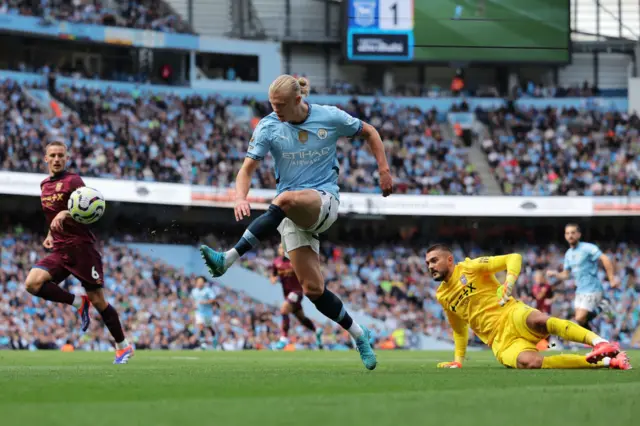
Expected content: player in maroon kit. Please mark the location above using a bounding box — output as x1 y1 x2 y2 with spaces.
25 141 134 364
532 270 554 315
532 269 555 349
270 245 323 349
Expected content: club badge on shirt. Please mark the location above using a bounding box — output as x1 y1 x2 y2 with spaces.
298 131 308 143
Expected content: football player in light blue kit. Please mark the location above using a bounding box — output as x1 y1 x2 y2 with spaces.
191 276 219 349
200 75 393 370
547 223 619 330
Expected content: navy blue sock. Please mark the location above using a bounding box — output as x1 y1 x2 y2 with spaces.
311 288 354 331
234 204 286 256
585 310 599 330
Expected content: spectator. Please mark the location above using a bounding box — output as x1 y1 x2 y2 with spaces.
479 105 640 196
0 81 484 195
0 0 192 33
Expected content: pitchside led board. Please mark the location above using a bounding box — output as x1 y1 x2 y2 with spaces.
345 0 570 63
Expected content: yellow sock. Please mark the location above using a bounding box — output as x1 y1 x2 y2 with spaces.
542 354 605 369
546 317 599 346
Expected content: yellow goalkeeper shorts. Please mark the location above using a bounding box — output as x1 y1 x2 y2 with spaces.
491 301 547 368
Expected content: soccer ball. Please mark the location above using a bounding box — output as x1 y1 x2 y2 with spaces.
68 186 106 224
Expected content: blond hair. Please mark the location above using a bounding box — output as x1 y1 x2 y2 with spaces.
269 74 310 98
45 140 67 153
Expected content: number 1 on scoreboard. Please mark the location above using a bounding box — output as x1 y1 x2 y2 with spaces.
378 0 414 30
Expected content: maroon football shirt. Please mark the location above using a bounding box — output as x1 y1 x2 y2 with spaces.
40 171 96 248
272 256 303 295
533 282 553 314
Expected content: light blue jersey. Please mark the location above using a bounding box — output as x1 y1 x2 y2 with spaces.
563 242 604 294
191 287 217 316
247 103 363 200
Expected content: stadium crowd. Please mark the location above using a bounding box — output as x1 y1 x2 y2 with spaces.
3 78 638 196
325 80 601 99
0 0 190 33
479 105 640 196
1 80 483 195
0 80 640 196
242 239 640 349
2 226 639 352
0 229 356 351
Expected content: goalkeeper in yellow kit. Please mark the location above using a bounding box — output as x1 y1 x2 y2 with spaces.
426 244 631 370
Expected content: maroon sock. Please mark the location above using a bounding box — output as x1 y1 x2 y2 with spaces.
99 304 125 343
281 314 290 338
299 316 316 332
34 281 74 305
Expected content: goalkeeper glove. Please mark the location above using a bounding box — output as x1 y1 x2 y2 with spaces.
437 361 462 368
497 273 517 306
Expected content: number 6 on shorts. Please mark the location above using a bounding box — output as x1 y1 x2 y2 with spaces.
58 244 104 289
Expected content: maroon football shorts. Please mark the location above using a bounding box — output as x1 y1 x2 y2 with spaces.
35 244 104 290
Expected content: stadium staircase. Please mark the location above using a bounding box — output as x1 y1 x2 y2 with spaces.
466 130 502 195
23 88 75 120
124 243 455 350
443 116 502 195
477 120 516 193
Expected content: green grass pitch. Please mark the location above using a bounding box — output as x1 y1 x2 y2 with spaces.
412 0 569 62
1 350 638 426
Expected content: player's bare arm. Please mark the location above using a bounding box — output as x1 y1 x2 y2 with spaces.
234 157 261 221
599 253 619 287
546 268 570 281
360 122 393 197
43 231 54 249
201 75 376 370
50 210 71 232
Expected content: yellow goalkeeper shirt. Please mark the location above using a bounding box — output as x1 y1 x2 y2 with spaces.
436 254 522 360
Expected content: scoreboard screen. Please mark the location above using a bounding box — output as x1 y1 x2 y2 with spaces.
344 0 570 63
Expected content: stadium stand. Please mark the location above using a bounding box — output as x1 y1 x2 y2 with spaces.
0 80 484 195
0 0 637 353
1 0 191 33
3 75 636 197
477 105 640 196
0 230 357 351
1 1 639 424
243 239 640 349
2 226 638 351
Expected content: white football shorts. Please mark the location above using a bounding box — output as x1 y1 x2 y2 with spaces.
194 312 215 327
574 292 603 312
278 189 339 256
